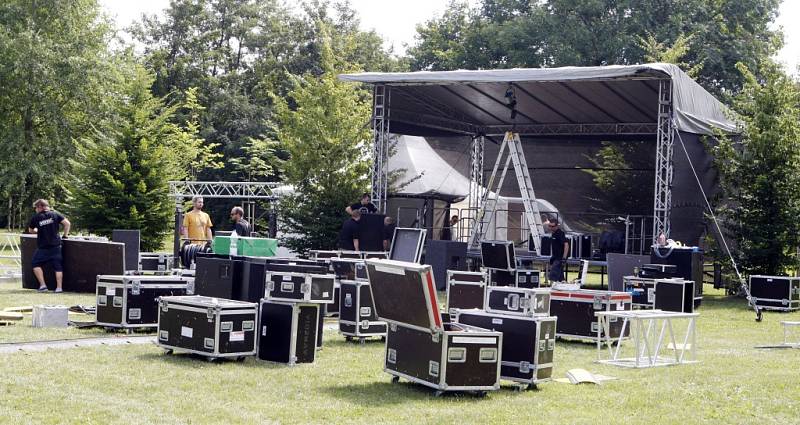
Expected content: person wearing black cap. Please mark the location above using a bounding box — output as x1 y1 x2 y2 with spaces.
546 217 569 282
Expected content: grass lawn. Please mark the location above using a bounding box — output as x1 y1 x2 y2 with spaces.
1 280 799 424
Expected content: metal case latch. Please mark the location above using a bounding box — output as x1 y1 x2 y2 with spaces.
505 294 520 310
131 279 141 295
519 361 531 373
428 361 440 377
387 348 397 364
593 296 602 310
344 293 353 308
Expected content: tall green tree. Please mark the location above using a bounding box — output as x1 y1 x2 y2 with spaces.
408 0 782 95
713 62 800 275
69 65 218 250
269 26 372 255
0 0 116 228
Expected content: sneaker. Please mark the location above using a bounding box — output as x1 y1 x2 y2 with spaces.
37 286 48 292
54 288 63 293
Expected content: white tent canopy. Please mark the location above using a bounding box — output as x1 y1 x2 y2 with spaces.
388 135 470 203
340 63 738 137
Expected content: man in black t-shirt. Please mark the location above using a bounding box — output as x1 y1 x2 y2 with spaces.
546 217 569 283
230 206 252 237
27 199 71 292
345 193 377 215
339 210 361 251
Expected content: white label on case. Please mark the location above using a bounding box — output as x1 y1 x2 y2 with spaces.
282 274 292 281
229 331 245 342
181 326 193 338
452 336 496 344
492 318 503 325
106 287 115 296
322 291 329 297
373 265 405 275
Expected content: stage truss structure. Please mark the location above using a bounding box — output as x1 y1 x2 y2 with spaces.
368 80 677 244
168 181 281 255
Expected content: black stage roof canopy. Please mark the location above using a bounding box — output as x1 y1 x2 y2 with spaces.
340 63 738 138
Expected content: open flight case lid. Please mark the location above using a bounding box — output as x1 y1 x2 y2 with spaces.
388 228 427 263
365 259 442 334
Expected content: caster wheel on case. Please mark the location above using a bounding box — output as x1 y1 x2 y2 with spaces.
235 356 246 362
359 338 366 345
380 336 386 342
475 391 488 398
391 376 400 384
433 390 444 398
345 336 352 342
125 329 134 335
163 349 173 355
206 356 217 363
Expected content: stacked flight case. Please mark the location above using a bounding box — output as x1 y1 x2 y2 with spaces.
156 295 258 361
445 270 488 314
453 310 556 388
549 289 632 342
749 275 800 311
338 261 387 342
96 275 194 330
260 266 336 363
365 259 502 395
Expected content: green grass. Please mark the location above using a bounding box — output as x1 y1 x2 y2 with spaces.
1 281 799 424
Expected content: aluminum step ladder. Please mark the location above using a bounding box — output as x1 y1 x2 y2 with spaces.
468 132 544 254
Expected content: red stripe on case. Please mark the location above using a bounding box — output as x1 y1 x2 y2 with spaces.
425 271 442 328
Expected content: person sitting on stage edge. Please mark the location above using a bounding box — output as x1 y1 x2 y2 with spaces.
27 199 70 293
182 196 213 245
546 217 569 282
230 206 251 237
345 193 377 215
383 216 396 250
339 210 361 251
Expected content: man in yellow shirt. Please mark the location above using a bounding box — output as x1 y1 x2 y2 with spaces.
182 196 213 244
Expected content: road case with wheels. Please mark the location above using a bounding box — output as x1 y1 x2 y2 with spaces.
156 295 257 360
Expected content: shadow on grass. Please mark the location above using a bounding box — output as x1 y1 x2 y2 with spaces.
320 379 494 404
323 337 385 348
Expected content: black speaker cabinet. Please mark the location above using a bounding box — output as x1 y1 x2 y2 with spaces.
21 235 124 292
194 256 241 300
358 213 386 252
651 247 703 297
112 230 140 272
424 240 467 290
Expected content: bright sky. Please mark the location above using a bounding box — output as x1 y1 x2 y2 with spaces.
100 0 798 75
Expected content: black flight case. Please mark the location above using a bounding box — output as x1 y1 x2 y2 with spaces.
265 271 336 304
96 275 194 330
257 300 320 365
365 259 502 396
484 286 551 317
339 278 387 342
549 289 632 342
653 279 695 313
445 270 488 314
156 295 258 360
749 275 800 311
453 309 557 388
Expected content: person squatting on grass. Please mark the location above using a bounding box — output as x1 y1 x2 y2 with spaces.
27 199 71 293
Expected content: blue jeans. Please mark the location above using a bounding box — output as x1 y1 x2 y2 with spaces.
548 258 565 282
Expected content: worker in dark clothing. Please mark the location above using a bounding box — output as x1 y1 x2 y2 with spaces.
345 193 377 215
383 216 396 251
230 206 252 236
339 210 361 251
546 217 569 282
27 199 71 293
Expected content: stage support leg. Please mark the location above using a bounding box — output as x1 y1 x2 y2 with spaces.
652 79 674 243
371 84 391 213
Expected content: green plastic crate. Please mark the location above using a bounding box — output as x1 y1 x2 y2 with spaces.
212 235 278 257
